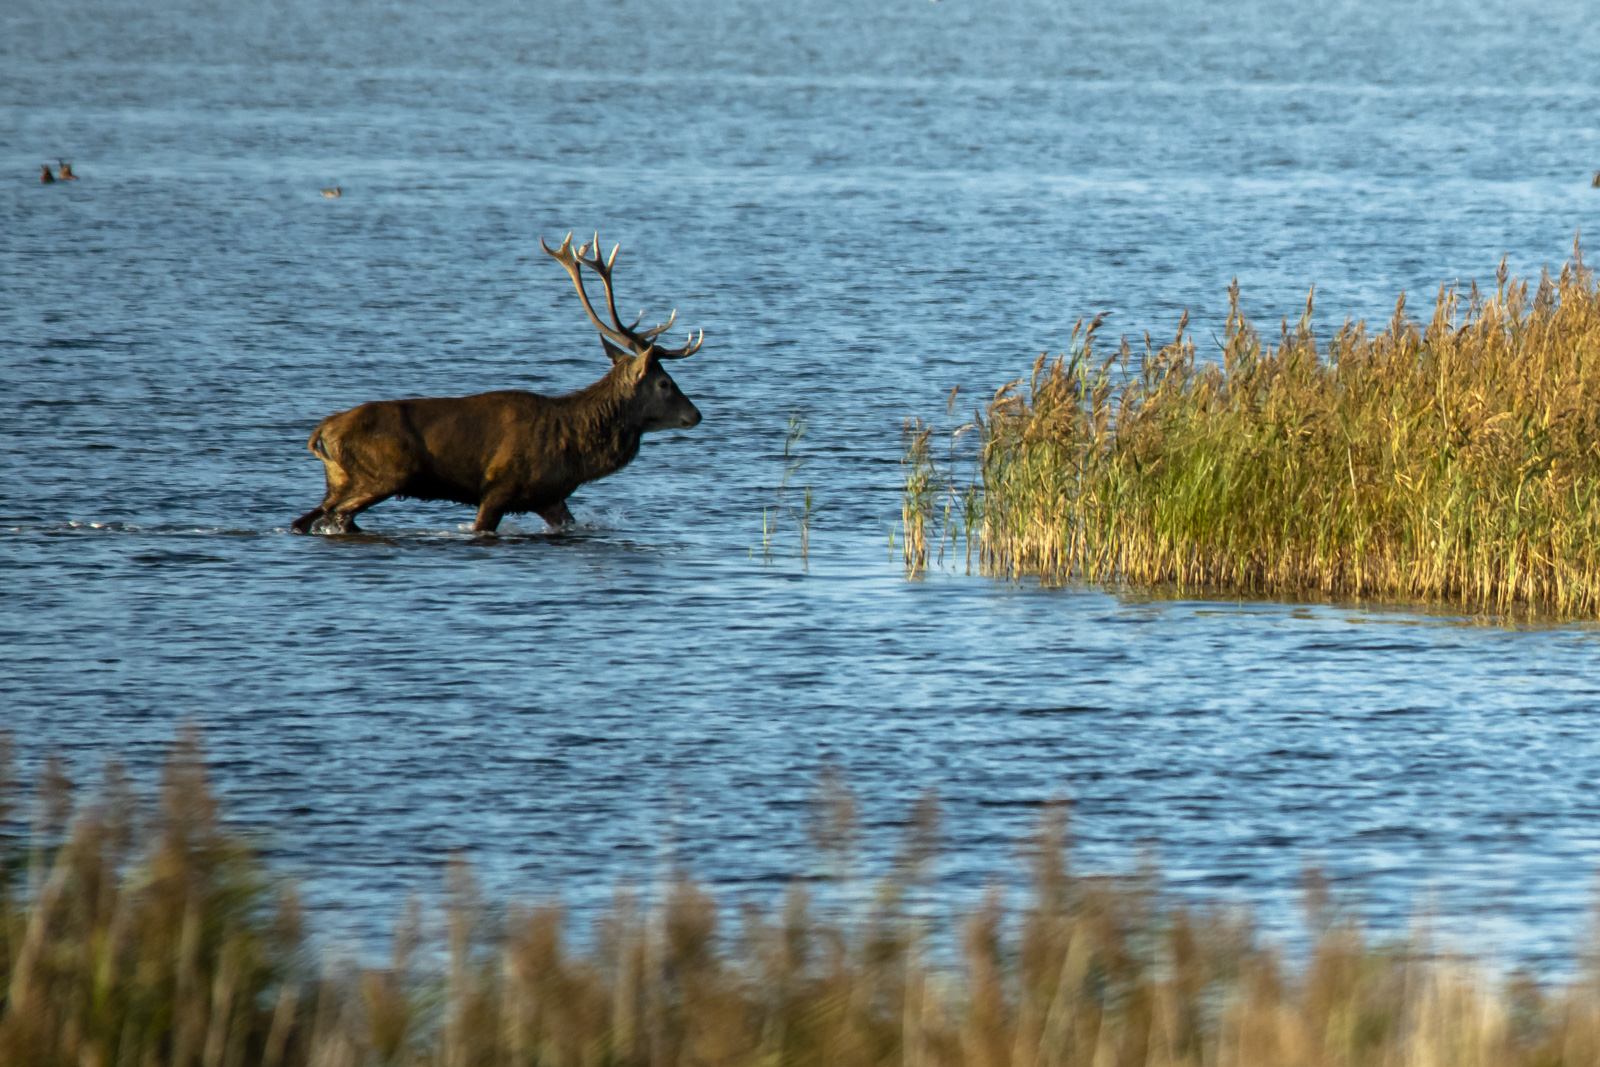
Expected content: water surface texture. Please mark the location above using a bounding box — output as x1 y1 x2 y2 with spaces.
6 0 1600 965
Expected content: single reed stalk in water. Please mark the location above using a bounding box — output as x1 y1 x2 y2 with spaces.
903 417 936 573
932 249 1600 616
12 727 1600 1065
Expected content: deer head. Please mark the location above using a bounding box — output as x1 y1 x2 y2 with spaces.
541 232 704 432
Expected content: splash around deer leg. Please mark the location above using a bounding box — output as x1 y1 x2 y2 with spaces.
291 499 360 534
536 500 575 530
471 495 509 534
300 489 389 534
290 510 361 534
291 506 325 534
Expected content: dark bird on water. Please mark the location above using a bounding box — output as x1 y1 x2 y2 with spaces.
58 160 78 180
1592 171 1600 188
40 164 55 183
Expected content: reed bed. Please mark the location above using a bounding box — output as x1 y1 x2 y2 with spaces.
914 252 1600 615
9 731 1600 1066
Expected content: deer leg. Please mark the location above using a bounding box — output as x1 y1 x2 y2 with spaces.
536 500 574 529
291 506 326 534
472 489 515 534
323 491 390 534
298 455 361 534
325 512 363 533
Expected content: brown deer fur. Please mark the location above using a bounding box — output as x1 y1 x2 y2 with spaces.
291 234 703 535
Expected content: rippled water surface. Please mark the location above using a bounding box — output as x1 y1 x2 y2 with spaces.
7 0 1600 966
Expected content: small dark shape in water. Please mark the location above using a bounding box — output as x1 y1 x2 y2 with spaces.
321 186 341 197
1592 171 1600 188
40 164 55 183
58 160 78 180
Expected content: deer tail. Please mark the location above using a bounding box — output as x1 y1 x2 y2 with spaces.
307 422 333 460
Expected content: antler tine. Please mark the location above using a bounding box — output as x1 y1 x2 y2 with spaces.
638 308 677 341
654 329 704 359
573 234 608 270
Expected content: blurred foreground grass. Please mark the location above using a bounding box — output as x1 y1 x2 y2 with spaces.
5 731 1600 1066
908 250 1600 617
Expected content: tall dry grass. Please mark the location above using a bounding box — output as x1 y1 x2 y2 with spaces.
8 731 1600 1066
926 250 1600 614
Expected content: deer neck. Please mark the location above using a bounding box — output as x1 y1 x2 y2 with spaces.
566 372 644 480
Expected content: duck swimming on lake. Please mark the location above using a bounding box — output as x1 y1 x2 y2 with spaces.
321 186 341 197
40 164 55 183
58 160 78 180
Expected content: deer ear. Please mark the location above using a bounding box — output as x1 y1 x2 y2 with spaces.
601 338 633 364
627 350 658 383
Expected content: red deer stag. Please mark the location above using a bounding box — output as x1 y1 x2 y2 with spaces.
291 233 703 535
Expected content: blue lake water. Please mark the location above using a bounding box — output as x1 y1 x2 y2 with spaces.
6 0 1600 967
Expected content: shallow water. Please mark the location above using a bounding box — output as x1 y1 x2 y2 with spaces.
6 0 1600 967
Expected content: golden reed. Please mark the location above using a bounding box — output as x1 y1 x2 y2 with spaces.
6 731 1600 1066
914 248 1600 615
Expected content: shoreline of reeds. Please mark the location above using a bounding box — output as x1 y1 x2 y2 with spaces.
906 249 1600 618
10 730 1600 1065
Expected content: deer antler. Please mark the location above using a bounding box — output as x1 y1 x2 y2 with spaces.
540 232 703 361
541 233 636 353
573 234 640 343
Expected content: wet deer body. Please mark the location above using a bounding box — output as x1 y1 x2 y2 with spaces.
292 234 703 535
